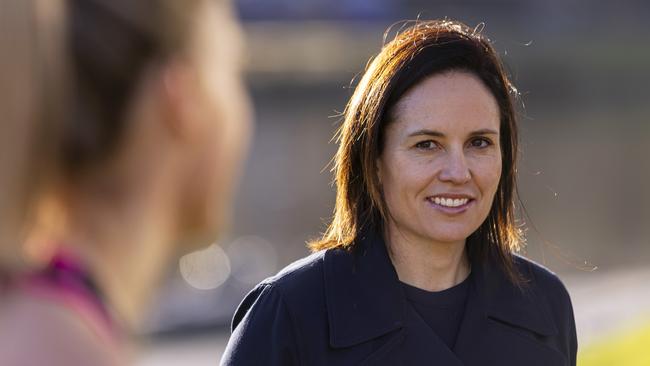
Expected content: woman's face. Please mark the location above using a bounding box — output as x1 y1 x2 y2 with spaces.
378 71 501 245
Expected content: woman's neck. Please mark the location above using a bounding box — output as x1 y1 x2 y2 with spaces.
384 225 470 292
46 177 179 331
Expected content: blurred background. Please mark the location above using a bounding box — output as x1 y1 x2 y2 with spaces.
137 0 650 364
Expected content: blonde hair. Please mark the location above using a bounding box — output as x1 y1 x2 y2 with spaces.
0 0 68 269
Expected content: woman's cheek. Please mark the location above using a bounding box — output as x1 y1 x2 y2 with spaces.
467 159 500 202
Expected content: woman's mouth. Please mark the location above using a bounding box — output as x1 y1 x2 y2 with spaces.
426 195 474 214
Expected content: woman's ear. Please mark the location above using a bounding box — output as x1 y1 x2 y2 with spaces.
376 158 383 185
156 61 203 143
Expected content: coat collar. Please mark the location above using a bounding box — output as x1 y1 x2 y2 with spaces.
324 229 405 347
472 254 559 337
323 229 558 348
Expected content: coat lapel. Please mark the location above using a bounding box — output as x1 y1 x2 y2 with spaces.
324 230 568 365
453 259 567 366
324 229 404 348
325 229 467 366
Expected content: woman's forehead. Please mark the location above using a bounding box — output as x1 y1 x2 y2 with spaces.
389 72 500 137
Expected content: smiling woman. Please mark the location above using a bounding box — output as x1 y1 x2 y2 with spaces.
389 73 501 221
222 20 577 366
377 71 503 291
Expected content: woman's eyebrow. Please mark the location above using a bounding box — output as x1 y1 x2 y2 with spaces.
407 129 445 138
406 128 499 138
469 128 499 136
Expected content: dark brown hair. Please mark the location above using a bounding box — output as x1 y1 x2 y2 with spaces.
310 20 524 283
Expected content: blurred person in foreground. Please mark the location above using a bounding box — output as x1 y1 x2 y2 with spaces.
222 20 576 366
0 0 252 365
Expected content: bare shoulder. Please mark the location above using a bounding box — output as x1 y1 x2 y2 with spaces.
0 293 122 366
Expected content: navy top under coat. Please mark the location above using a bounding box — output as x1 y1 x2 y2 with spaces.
400 271 470 349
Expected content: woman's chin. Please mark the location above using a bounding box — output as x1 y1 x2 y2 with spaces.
422 228 474 245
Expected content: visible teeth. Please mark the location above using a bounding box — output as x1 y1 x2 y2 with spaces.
431 197 469 207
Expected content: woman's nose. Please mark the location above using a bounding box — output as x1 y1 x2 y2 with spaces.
438 149 471 184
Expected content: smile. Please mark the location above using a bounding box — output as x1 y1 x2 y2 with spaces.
430 197 469 207
425 195 475 213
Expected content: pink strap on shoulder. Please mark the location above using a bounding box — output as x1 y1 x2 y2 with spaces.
14 249 122 349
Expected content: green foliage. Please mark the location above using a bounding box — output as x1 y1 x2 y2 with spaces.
579 320 650 366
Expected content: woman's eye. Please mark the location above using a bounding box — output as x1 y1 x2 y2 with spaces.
414 140 437 150
469 137 492 148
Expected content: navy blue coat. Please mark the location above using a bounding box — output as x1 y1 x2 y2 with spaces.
221 230 577 365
